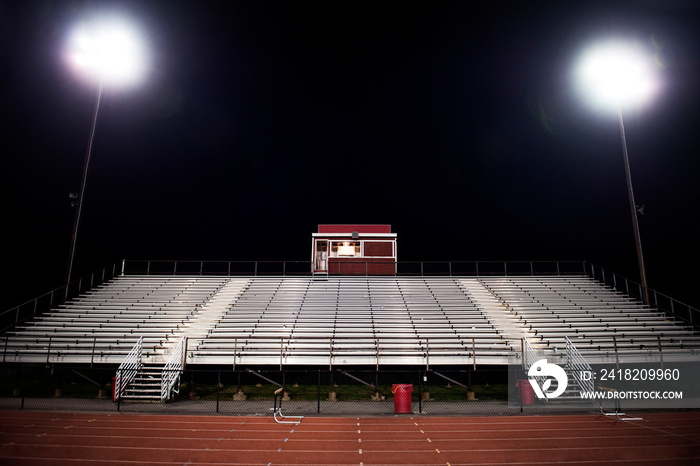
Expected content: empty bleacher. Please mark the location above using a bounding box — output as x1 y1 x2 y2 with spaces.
479 276 700 361
1 274 698 366
1 276 230 363
191 276 509 365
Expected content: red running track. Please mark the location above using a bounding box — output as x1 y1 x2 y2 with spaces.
1 410 699 465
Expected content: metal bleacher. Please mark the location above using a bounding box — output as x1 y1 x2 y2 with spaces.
191 276 510 366
479 276 700 362
1 276 229 364
2 274 699 366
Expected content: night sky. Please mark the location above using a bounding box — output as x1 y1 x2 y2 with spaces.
2 1 699 309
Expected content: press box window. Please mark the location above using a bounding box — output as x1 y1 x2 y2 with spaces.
331 241 360 257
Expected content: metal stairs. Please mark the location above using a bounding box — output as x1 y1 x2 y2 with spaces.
551 367 591 402
119 363 165 401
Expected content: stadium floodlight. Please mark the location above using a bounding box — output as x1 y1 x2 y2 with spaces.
67 18 147 87
576 41 659 111
575 40 659 304
65 17 147 286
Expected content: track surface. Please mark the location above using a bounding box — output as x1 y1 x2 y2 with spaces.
1 410 699 465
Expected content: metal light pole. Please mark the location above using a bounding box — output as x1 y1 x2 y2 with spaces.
66 79 104 285
576 40 658 304
616 106 649 304
64 17 146 286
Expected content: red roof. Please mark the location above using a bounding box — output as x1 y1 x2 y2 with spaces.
317 224 392 234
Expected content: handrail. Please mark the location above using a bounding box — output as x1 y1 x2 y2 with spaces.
121 259 587 277
0 263 120 334
188 334 512 366
521 337 542 370
161 337 187 401
588 263 700 332
114 336 143 401
521 337 549 402
565 336 593 394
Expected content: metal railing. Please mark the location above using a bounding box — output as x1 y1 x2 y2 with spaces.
113 337 143 401
565 336 593 394
121 259 588 277
194 335 512 369
0 263 120 334
588 263 700 332
521 337 542 371
161 337 187 401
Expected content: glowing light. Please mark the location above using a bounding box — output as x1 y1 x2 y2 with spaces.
575 40 659 111
67 17 146 86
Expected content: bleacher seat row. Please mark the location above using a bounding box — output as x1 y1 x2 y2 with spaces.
1 275 698 365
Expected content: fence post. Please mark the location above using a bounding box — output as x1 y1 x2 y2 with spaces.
216 371 220 413
418 370 423 414
317 370 321 414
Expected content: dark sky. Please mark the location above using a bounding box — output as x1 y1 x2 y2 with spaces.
2 1 699 309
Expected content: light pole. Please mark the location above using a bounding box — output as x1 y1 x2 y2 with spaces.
66 78 104 286
576 40 659 304
65 18 146 285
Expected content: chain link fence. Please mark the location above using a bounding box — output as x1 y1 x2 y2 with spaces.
6 363 687 415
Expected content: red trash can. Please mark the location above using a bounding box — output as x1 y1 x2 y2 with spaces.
516 379 535 405
391 384 413 413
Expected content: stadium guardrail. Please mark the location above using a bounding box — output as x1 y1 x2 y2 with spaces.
0 263 121 335
120 259 588 277
588 263 700 332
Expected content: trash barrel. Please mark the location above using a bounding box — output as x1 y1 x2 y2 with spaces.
391 384 413 413
516 379 535 405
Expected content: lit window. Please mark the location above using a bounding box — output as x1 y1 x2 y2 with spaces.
331 241 360 257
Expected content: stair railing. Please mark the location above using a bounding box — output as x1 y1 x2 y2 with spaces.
521 337 542 371
161 337 187 401
521 337 549 401
114 336 143 400
565 336 594 394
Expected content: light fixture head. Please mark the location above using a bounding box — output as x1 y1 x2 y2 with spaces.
575 40 659 111
67 16 147 87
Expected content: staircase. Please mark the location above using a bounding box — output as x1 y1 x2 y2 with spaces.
119 363 165 401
